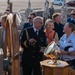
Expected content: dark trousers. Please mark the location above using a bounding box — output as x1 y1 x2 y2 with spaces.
22 59 41 75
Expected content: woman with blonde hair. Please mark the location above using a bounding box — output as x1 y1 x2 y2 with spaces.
44 19 58 45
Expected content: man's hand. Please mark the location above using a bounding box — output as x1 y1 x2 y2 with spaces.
40 47 46 53
29 38 36 45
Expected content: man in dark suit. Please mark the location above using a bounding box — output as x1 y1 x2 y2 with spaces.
67 10 75 25
20 16 46 75
22 12 36 29
20 13 36 37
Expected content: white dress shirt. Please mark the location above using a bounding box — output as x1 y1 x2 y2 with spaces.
33 26 39 35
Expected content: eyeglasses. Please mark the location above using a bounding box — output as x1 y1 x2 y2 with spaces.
71 14 75 15
39 22 43 25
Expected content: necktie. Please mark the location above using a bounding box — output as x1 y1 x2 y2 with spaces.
35 30 38 36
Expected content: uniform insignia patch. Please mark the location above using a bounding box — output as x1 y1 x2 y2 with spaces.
68 40 72 43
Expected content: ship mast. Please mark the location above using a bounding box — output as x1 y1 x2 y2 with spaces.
61 0 67 24
43 0 50 22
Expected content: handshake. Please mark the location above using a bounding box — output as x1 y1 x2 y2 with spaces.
29 38 36 46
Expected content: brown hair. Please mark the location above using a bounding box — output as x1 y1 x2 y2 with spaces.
29 12 36 17
67 22 75 32
52 13 61 20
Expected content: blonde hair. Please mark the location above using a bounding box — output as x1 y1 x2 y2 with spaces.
45 19 53 28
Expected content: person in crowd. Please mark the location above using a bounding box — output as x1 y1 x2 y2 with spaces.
20 13 36 66
52 13 64 39
44 19 58 45
20 16 46 75
20 12 36 38
67 10 75 25
59 22 75 69
22 12 36 29
0 14 7 48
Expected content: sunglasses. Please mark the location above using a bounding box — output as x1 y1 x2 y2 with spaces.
71 14 75 15
28 17 32 19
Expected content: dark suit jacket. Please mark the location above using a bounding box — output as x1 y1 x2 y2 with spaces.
53 22 64 39
23 22 33 30
67 17 75 25
20 27 46 63
20 22 33 37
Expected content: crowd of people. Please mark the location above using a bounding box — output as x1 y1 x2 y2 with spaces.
0 9 75 75
20 9 75 75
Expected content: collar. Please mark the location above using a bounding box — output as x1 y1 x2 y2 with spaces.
33 26 39 32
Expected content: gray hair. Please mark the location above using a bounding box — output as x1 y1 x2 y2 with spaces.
33 16 43 22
